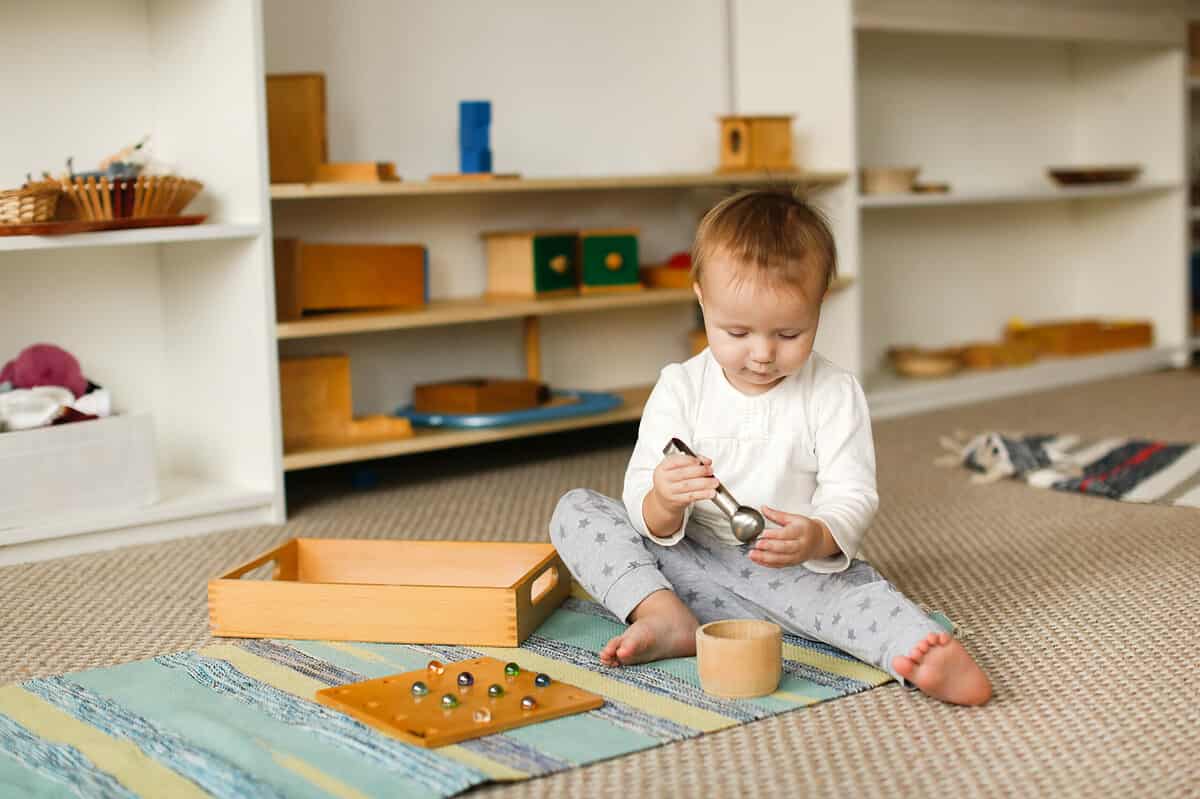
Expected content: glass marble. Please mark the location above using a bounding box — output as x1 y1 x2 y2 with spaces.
427 660 445 676
520 696 537 711
473 708 492 723
440 693 459 709
410 681 429 697
534 673 551 688
504 662 521 678
457 671 474 687
487 684 504 698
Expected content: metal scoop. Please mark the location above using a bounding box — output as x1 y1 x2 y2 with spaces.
663 437 765 542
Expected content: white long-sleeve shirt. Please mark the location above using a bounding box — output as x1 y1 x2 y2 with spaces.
622 348 879 573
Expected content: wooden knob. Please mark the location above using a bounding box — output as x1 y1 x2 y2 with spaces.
549 254 570 274
604 252 623 270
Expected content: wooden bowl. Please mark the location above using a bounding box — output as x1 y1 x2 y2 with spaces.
860 166 920 195
1046 165 1141 186
696 619 782 698
888 346 964 378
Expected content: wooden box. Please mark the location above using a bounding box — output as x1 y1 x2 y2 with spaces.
578 228 642 294
719 115 795 172
413 378 549 415
1005 319 1153 356
208 539 571 646
280 354 412 451
266 73 327 184
483 230 578 297
273 239 427 321
314 162 400 183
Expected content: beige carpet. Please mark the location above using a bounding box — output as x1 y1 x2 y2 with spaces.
2 369 1197 798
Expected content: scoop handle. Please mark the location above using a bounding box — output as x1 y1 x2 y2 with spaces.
664 437 740 519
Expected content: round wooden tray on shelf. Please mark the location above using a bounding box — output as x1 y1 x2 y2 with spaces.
1046 165 1141 185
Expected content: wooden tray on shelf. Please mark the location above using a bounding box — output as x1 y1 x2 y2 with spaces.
0 215 207 237
208 538 570 646
1046 165 1141 185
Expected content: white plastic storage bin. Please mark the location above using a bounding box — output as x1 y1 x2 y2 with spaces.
0 413 158 527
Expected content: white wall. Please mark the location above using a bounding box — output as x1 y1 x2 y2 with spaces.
263 0 729 178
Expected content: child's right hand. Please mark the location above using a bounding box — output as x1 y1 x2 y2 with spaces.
652 454 719 514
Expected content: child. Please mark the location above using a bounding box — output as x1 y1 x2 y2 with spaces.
550 189 991 706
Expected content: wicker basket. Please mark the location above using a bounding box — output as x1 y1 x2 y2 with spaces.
0 181 61 225
59 175 203 221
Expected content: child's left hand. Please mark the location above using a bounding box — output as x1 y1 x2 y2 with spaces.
751 507 831 568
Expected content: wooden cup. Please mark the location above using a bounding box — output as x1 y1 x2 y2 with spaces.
695 619 782 698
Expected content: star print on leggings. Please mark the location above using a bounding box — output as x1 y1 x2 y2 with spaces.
594 532 607 544
685 589 700 603
601 564 614 577
713 597 725 609
578 518 590 529
740 568 753 580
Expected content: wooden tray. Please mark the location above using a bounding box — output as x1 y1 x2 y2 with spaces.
1046 165 1141 185
315 656 603 748
0 215 206 237
208 539 569 646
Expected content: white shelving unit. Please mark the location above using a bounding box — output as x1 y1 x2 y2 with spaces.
854 10 1190 398
0 0 284 565
2 0 1192 564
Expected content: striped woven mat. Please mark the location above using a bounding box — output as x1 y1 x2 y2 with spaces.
0 590 950 798
952 433 1200 506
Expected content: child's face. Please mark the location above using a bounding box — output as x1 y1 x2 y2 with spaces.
694 252 823 396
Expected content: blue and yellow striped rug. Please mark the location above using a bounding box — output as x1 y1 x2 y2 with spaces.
0 591 948 798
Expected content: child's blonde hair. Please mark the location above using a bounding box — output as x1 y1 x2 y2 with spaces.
690 188 837 294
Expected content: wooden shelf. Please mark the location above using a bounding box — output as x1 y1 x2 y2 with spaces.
269 170 848 200
0 223 262 253
277 287 695 339
865 347 1180 420
276 277 854 340
282 385 652 470
859 181 1178 210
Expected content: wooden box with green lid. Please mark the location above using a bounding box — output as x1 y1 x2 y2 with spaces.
578 227 643 295
482 230 579 298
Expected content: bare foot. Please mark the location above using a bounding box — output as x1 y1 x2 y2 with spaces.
893 632 992 706
599 589 699 667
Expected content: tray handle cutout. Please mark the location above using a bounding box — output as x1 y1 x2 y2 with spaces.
530 563 560 606
223 543 289 581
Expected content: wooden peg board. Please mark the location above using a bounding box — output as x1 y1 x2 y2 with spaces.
314 656 603 748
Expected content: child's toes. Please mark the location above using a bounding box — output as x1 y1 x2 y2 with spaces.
893 655 917 681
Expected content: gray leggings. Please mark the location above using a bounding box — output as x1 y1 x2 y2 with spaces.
549 488 944 682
